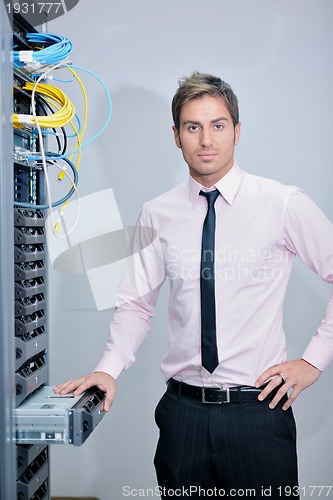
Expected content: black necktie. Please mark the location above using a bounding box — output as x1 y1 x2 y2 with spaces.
200 189 220 373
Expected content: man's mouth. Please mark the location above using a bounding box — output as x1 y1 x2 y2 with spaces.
198 152 217 159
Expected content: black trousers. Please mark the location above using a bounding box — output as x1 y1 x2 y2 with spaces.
154 387 299 499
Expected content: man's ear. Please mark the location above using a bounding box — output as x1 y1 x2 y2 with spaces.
172 125 182 149
234 122 241 145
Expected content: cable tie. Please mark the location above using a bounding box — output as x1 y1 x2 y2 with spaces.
19 50 34 62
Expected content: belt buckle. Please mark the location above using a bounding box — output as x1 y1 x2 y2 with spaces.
201 386 230 404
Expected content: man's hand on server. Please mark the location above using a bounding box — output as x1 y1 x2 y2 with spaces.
54 371 116 412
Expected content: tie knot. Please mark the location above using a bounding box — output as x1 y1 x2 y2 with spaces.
200 189 220 208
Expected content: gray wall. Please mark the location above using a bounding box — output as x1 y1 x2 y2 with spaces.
48 1 333 498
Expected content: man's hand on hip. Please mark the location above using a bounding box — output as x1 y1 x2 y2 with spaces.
255 359 321 410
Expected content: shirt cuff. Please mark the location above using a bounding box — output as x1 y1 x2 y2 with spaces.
94 352 126 380
301 335 333 372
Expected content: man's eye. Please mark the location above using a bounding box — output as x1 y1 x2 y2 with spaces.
215 124 224 130
188 125 198 132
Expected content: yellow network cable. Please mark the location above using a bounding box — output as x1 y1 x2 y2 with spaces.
13 82 75 128
53 66 89 232
52 119 82 233
57 66 88 181
40 94 82 164
12 63 90 235
32 92 82 233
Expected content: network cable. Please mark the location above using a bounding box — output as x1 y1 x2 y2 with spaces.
13 81 75 129
14 63 111 161
56 65 88 181
36 64 112 162
13 154 78 210
13 39 112 238
13 33 73 71
34 96 67 154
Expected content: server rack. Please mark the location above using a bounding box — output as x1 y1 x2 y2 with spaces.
1 9 106 500
0 2 16 499
12 12 50 500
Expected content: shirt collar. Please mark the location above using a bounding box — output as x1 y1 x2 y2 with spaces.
188 163 244 208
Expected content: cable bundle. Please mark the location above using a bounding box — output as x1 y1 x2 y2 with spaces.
13 33 73 69
13 82 75 128
13 32 113 238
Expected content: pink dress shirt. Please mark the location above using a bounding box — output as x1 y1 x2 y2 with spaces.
95 164 333 387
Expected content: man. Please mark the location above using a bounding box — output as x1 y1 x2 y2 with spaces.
54 72 333 498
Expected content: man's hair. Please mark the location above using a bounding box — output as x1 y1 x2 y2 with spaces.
172 71 239 132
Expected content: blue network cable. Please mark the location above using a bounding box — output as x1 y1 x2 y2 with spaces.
13 33 73 68
28 64 113 162
14 154 78 209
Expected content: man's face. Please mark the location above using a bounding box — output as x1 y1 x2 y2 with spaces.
173 95 241 187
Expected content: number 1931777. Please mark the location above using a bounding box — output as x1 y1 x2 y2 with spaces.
6 3 63 15
277 486 332 497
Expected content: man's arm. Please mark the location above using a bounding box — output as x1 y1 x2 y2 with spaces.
256 188 333 408
53 208 165 410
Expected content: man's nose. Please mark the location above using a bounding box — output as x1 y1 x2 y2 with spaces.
200 128 213 147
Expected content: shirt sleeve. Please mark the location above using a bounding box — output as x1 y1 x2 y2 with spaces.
281 188 333 371
94 206 166 379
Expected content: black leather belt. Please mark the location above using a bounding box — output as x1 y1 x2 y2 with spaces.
167 379 271 404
